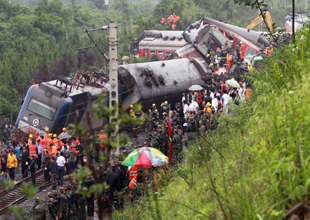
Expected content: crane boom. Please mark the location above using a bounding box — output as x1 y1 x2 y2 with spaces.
246 11 273 32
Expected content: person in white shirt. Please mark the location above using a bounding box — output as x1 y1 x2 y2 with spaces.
183 100 189 119
191 98 199 113
221 91 231 114
56 152 66 186
181 93 186 104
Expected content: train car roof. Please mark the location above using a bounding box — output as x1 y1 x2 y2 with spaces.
118 58 211 104
141 30 184 39
39 74 109 98
139 37 186 49
200 17 264 44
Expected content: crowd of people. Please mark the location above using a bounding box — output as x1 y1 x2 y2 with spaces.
128 76 252 164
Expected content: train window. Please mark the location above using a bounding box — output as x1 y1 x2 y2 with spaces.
228 35 234 41
27 98 57 120
158 51 164 59
166 51 171 55
150 50 155 56
245 47 256 56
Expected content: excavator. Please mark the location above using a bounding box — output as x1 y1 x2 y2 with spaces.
247 11 273 31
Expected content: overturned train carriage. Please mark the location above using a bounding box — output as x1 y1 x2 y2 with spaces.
119 58 213 110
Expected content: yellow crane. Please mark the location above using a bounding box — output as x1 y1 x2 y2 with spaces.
247 11 273 31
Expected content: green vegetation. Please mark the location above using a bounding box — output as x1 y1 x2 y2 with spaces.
113 30 310 219
0 0 305 117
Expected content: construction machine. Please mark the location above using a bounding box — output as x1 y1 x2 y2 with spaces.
247 11 273 31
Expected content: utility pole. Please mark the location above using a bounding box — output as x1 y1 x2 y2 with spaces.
108 21 119 156
72 0 74 22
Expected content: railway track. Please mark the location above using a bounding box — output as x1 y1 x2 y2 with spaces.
0 169 51 213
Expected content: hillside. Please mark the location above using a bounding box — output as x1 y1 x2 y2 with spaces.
0 0 307 116
113 30 310 219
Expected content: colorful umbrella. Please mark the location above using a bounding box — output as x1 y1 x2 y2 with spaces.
122 147 168 168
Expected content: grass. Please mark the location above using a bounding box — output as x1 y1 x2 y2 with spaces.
113 29 310 220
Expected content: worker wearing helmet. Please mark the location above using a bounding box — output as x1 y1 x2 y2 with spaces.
240 42 245 61
151 109 159 131
161 101 169 119
206 102 212 115
220 46 227 67
28 134 33 146
206 54 211 65
43 128 49 142
52 134 59 148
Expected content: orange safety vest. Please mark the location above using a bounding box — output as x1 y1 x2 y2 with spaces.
172 24 176 30
153 173 163 190
52 146 58 156
29 144 38 158
47 138 53 147
129 174 142 199
240 44 245 59
53 138 60 147
129 166 138 180
71 145 78 155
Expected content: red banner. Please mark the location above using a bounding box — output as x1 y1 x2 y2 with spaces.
168 111 172 161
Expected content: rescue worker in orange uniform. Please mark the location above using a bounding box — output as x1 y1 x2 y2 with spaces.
226 53 232 71
128 166 138 181
129 170 143 204
28 134 33 146
52 134 59 149
172 23 176 30
46 133 53 147
44 128 49 142
60 127 67 134
161 16 165 25
240 42 245 60
99 130 107 155
29 140 38 163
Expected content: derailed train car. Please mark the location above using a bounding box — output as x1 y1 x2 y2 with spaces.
16 58 212 134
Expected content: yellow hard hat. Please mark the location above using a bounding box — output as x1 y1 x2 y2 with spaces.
53 134 57 137
170 110 174 114
29 134 33 138
207 102 211 106
267 47 269 49
48 133 52 137
248 63 251 66
62 127 66 131
152 103 156 106
154 109 158 112
130 105 133 108
164 101 168 104
210 63 213 66
45 128 49 132
207 54 210 57
218 57 221 60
